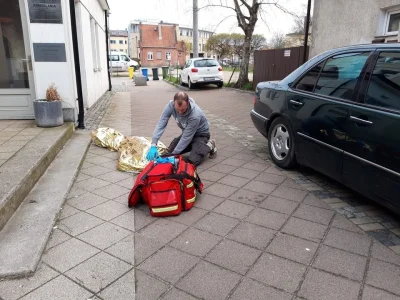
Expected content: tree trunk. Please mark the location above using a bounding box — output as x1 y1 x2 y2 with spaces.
235 34 251 88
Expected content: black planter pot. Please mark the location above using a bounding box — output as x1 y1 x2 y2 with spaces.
33 100 64 128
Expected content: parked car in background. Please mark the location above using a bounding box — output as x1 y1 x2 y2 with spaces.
180 58 224 89
109 51 138 71
251 44 400 214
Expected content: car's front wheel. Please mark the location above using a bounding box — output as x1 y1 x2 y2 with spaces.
180 75 185 86
268 117 296 169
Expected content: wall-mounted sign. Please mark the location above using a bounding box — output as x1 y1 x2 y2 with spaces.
33 43 66 62
284 50 291 57
28 0 63 24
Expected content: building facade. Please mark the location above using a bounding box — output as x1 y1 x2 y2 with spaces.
109 29 128 54
0 0 110 122
139 22 186 68
311 0 400 57
178 26 214 59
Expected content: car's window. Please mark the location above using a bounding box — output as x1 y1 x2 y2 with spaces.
314 52 370 101
109 55 119 61
121 55 130 62
194 59 219 67
295 62 324 92
185 60 191 68
365 52 400 111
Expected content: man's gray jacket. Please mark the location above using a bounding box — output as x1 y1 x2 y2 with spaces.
151 98 210 154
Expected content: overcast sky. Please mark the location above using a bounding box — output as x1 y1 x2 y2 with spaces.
108 0 310 40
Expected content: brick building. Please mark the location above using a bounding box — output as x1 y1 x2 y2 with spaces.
139 23 186 68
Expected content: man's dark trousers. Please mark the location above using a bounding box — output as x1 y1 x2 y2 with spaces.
168 134 210 166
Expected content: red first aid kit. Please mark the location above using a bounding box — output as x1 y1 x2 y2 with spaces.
128 155 203 217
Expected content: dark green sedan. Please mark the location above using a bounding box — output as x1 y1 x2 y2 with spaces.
251 44 400 213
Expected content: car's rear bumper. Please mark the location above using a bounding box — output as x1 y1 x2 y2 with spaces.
250 109 269 138
192 75 223 84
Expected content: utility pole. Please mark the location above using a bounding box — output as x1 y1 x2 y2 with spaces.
193 0 199 58
303 0 312 63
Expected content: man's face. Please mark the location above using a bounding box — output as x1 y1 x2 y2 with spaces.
174 100 188 115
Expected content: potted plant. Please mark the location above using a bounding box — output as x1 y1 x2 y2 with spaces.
33 83 64 127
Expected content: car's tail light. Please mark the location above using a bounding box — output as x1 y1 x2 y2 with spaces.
191 68 198 72
253 96 257 104
218 67 223 71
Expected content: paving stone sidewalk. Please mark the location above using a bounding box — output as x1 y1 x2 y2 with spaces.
1 80 400 300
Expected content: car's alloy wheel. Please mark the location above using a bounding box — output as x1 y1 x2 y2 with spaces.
270 124 290 161
268 117 296 169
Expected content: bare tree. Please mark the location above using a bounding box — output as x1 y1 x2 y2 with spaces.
205 33 232 60
251 34 266 51
268 31 286 49
200 0 296 88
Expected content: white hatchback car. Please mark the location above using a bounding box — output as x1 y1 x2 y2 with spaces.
180 58 223 89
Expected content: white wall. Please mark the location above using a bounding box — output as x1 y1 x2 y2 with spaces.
76 0 108 108
27 0 77 112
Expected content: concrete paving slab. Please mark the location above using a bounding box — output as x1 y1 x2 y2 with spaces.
64 252 132 293
176 260 241 300
298 268 360 300
0 131 89 278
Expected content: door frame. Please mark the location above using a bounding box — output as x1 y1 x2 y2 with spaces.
0 0 36 119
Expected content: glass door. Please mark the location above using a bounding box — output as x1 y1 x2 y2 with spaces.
0 0 35 119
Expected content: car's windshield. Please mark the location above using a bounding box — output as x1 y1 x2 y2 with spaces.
194 59 219 67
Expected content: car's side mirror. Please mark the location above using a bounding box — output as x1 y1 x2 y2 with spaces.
180 66 184 70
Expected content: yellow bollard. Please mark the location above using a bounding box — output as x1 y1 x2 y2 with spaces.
128 67 134 79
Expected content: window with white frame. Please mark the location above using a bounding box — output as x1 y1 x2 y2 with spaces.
90 17 100 71
147 52 153 60
385 10 400 35
166 51 171 60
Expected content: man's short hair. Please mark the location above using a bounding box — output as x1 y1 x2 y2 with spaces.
174 92 189 106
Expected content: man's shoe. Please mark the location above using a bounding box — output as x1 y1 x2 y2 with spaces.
209 139 217 159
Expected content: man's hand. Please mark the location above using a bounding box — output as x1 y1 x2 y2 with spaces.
146 145 159 161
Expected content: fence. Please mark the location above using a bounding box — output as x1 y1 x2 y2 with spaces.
253 46 309 89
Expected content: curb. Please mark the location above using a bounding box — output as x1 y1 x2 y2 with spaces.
162 79 254 94
0 123 74 230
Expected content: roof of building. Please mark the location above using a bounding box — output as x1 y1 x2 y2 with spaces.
140 24 177 48
110 30 128 37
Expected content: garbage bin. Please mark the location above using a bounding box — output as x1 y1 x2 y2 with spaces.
152 68 159 80
128 67 134 79
141 68 149 81
162 66 169 79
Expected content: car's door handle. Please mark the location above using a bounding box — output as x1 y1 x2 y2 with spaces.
290 100 304 106
349 116 373 125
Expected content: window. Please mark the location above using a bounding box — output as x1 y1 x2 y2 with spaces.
147 52 153 60
194 59 218 68
120 49 124 52
90 18 100 71
365 52 400 111
295 63 324 92
166 51 171 60
314 53 369 100
385 10 400 35
125 40 127 44
199 44 201 51
109 55 119 61
180 30 183 36
157 51 162 59
121 55 130 62
119 40 123 44
110 40 116 44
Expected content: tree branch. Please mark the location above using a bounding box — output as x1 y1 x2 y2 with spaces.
238 0 251 10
